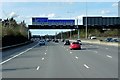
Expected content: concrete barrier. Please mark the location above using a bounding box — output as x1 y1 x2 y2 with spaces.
0 41 33 50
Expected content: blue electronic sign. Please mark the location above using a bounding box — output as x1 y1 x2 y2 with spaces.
32 17 75 26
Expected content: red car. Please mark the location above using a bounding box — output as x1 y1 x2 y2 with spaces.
69 42 81 50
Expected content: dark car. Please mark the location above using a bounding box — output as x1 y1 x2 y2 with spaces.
52 39 55 42
69 42 81 50
77 39 82 45
105 38 113 42
110 38 120 42
64 40 70 45
61 39 65 42
55 39 59 43
39 40 45 45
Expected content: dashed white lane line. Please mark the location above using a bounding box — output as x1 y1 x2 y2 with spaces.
0 43 39 65
45 53 47 55
42 57 45 60
36 66 40 70
75 56 79 59
106 55 112 58
84 64 90 69
70 52 72 54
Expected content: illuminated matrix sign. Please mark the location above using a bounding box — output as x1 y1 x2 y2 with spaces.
32 17 75 26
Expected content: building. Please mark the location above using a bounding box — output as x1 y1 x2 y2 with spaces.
83 17 120 26
32 17 75 26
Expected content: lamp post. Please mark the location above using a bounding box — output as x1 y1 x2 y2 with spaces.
85 1 88 39
77 18 80 39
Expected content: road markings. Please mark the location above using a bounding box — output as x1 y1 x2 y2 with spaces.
75 56 79 59
36 66 40 70
70 52 72 54
84 64 90 69
67 49 68 51
106 55 112 58
0 43 39 65
42 57 45 60
45 53 47 55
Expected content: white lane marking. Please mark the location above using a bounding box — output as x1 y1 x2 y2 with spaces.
84 64 90 69
45 53 47 55
36 66 40 70
106 48 108 50
67 49 68 51
70 52 72 54
75 56 79 59
0 43 39 65
42 57 45 60
106 55 112 58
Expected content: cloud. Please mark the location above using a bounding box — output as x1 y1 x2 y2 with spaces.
112 3 118 7
9 12 19 18
101 10 110 15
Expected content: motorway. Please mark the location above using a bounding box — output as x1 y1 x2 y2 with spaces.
1 40 118 78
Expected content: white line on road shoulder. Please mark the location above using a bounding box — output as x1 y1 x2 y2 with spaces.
106 55 112 58
0 43 39 65
84 64 90 69
36 66 40 70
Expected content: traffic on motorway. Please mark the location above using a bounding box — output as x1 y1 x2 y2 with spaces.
2 38 118 78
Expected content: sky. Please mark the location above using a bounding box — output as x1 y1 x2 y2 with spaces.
1 2 119 35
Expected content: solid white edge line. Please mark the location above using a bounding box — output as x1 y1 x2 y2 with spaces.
36 66 40 70
0 43 39 65
84 64 90 69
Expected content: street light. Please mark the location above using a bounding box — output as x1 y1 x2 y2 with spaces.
85 1 88 39
66 11 73 39
77 18 80 39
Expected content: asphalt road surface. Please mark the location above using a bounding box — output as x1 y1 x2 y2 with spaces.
1 41 118 78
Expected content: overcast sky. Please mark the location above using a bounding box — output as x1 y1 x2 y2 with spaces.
1 2 119 35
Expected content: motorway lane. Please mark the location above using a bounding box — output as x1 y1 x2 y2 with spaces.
2 41 118 78
59 42 118 78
